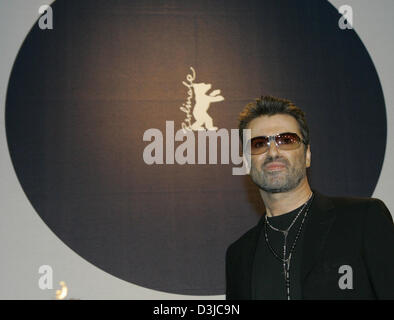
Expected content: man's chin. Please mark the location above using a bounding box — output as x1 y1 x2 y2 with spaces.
258 177 293 193
260 186 290 193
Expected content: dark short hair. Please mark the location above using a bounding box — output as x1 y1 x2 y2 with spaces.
238 95 310 146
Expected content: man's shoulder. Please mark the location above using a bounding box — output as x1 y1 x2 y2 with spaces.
314 189 382 208
226 219 263 256
320 191 382 207
315 191 392 222
329 193 381 207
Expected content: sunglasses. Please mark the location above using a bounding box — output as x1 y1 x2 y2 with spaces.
247 132 306 155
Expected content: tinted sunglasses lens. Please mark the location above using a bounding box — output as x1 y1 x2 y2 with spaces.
276 133 301 150
250 136 269 154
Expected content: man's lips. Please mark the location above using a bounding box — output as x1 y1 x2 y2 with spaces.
265 162 286 170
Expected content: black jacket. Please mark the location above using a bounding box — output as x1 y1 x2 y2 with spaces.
225 191 394 299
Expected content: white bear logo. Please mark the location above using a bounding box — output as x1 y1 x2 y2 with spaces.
190 82 224 130
180 67 224 131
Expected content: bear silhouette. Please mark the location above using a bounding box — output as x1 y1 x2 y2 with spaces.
190 82 224 130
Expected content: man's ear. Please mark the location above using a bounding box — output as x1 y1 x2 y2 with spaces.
243 152 251 174
242 128 252 174
305 144 311 168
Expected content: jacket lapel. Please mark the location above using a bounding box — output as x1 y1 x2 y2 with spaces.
301 190 336 283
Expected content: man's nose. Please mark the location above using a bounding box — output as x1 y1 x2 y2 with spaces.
266 140 280 157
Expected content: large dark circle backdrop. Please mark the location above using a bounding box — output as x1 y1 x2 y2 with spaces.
5 0 386 295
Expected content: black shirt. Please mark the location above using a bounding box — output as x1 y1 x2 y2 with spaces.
252 200 312 300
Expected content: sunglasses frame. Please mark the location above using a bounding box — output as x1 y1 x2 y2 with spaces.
247 132 307 155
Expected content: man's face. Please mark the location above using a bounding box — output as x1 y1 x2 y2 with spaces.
247 114 311 193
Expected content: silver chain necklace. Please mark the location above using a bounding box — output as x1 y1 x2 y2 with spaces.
264 192 314 300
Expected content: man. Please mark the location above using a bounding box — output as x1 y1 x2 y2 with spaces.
225 96 394 300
